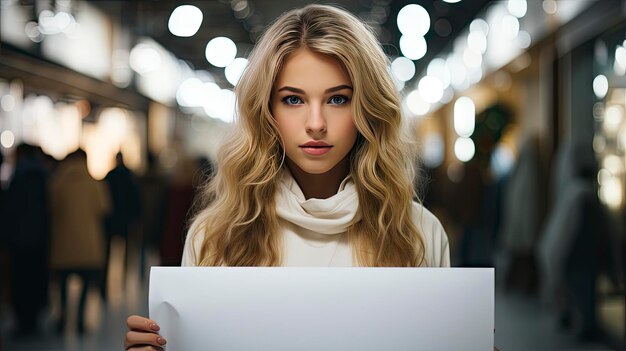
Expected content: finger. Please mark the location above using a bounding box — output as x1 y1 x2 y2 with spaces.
126 315 160 332
126 347 164 351
124 331 167 349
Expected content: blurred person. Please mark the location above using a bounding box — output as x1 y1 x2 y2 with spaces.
538 142 617 340
0 150 7 303
454 105 512 268
499 136 542 292
0 150 5 248
137 152 168 281
2 143 50 336
450 159 488 267
101 152 142 301
49 149 110 334
0 150 5 322
41 150 60 174
159 153 198 266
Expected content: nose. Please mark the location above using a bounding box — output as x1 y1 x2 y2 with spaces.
305 104 327 135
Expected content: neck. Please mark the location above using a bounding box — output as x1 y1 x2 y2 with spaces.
286 156 351 200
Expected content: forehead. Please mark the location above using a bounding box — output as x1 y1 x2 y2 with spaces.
274 48 352 89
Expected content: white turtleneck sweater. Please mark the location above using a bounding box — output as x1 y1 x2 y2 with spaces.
182 172 450 267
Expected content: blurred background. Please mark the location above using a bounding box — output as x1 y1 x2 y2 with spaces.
0 0 624 350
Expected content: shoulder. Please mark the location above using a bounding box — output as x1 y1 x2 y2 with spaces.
410 202 450 267
181 218 205 266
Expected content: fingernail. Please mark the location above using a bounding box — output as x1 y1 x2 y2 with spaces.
150 323 160 331
157 337 167 345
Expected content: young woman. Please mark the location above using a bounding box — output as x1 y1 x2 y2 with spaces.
124 4 449 350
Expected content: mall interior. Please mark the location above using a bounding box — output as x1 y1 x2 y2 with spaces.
0 0 625 350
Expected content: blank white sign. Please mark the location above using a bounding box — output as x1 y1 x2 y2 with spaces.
149 267 494 351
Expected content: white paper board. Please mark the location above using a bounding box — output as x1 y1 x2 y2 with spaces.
149 267 494 351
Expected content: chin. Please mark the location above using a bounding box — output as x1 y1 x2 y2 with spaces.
296 162 334 175
301 167 333 175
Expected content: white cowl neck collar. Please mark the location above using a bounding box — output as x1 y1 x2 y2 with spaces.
275 170 361 235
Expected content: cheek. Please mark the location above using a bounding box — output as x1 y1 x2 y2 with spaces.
335 115 358 141
275 118 299 143
272 107 287 133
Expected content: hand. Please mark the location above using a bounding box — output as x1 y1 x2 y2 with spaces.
124 315 167 350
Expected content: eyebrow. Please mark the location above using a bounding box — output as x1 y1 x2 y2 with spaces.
276 84 353 94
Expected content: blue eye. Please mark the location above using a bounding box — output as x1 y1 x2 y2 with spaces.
329 95 349 105
282 95 303 105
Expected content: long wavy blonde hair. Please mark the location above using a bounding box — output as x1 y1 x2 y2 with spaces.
191 4 426 267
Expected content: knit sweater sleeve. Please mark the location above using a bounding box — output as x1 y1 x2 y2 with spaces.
181 219 205 266
412 202 450 267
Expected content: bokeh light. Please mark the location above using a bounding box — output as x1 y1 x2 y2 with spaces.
454 137 475 162
454 96 475 137
225 58 248 86
205 37 237 68
399 35 427 61
397 4 430 36
168 5 203 37
391 57 415 82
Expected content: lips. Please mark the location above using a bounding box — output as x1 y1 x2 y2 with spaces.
300 141 332 155
300 141 332 148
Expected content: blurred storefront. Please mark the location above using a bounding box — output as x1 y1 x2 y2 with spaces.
0 1 233 183
402 0 625 346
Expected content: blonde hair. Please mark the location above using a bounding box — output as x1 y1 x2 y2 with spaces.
191 4 426 267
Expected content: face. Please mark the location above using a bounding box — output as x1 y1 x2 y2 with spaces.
272 48 358 175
